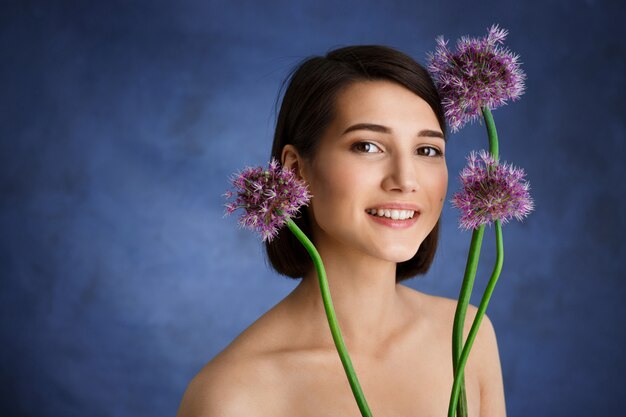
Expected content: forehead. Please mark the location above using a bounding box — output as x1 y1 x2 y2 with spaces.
331 80 441 132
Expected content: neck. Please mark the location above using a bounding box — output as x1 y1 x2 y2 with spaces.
286 243 410 357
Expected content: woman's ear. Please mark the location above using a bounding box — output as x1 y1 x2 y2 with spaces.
281 145 308 183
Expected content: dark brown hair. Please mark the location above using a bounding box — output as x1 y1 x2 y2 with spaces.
264 45 447 283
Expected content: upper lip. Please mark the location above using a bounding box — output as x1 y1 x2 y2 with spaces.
366 202 422 213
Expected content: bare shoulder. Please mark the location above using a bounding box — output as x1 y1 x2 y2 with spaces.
176 346 283 417
176 308 288 417
403 287 492 344
413 289 506 417
176 354 253 417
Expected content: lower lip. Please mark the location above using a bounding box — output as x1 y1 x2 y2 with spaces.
366 211 419 229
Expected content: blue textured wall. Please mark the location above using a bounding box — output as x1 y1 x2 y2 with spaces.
1 1 624 416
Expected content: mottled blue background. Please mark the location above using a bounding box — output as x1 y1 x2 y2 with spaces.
1 0 624 416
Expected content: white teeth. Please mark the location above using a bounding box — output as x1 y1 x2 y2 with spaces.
367 208 415 220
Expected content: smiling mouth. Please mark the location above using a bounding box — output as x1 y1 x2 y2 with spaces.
365 208 417 220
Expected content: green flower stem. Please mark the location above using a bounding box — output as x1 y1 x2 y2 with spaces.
285 218 373 417
448 221 504 417
449 106 500 417
482 106 499 160
451 225 485 417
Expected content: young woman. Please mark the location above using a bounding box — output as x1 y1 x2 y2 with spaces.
177 45 506 417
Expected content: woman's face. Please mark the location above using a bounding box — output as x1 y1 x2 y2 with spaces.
290 80 448 263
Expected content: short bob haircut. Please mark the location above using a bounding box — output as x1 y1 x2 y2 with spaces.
264 45 448 283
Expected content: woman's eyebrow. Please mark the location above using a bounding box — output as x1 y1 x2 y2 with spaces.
341 123 445 140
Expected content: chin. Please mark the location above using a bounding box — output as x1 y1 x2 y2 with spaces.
375 247 420 263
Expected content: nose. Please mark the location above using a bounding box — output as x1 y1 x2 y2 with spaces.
382 153 419 193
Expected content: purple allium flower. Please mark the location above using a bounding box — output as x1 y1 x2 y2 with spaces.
426 24 526 133
223 157 312 242
451 150 534 230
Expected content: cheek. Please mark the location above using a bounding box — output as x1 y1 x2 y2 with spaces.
314 159 362 199
308 162 366 225
425 167 448 204
439 175 448 203
308 169 350 219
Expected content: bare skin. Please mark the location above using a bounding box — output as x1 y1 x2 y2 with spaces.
177 285 490 417
176 80 506 416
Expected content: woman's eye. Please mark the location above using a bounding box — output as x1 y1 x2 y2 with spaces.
351 141 382 154
351 142 444 157
417 146 444 157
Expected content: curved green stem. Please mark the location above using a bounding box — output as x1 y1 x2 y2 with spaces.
451 225 485 417
482 107 499 160
286 218 373 417
449 106 500 417
448 221 504 417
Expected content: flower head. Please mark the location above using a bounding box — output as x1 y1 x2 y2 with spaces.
223 157 312 242
426 24 526 133
451 150 534 230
